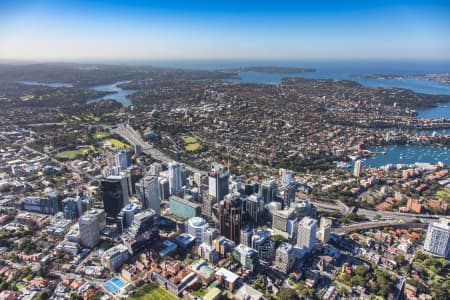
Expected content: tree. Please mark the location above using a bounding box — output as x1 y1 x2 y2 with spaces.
278 287 298 300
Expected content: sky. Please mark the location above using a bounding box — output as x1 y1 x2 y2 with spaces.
0 0 449 62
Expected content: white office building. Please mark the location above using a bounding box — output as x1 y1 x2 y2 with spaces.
424 218 450 258
186 217 209 245
297 217 317 252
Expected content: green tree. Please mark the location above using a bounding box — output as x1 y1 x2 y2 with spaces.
277 287 298 300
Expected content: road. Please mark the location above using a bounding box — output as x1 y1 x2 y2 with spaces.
332 219 429 234
110 124 202 173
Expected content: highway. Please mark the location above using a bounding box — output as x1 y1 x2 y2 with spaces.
110 124 202 173
332 219 429 234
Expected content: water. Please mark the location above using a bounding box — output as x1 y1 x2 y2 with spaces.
364 145 450 168
87 81 135 106
19 80 135 106
416 103 450 119
18 81 73 88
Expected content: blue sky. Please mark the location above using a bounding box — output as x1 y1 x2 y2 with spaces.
0 0 449 61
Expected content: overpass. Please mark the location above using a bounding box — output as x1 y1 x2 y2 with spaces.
332 219 429 235
109 124 202 173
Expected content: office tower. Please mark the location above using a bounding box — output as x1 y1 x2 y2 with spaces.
280 169 294 187
232 244 258 271
246 194 264 225
126 165 142 195
274 242 295 274
76 194 91 218
149 162 162 176
272 208 296 233
282 182 297 209
354 160 363 177
169 195 201 219
168 161 184 195
23 196 58 215
101 244 129 271
62 197 78 220
240 226 253 247
231 178 244 193
101 175 129 218
251 230 275 261
317 217 332 244
121 209 159 255
259 180 277 203
287 218 298 240
115 150 131 170
202 195 215 218
79 213 101 248
244 182 259 196
294 201 317 218
202 228 219 246
219 193 242 243
297 217 317 252
208 163 229 201
186 217 209 245
424 218 450 258
159 178 170 200
120 203 140 227
136 176 160 214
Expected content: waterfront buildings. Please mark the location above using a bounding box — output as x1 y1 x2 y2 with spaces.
424 218 450 258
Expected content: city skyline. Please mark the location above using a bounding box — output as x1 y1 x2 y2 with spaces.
1 0 450 62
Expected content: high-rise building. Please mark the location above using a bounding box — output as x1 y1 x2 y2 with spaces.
317 217 332 244
208 163 229 201
79 213 101 248
202 195 215 218
101 244 129 271
297 217 317 252
274 242 295 274
272 208 296 233
121 209 159 255
259 180 278 203
149 162 162 176
232 244 258 271
169 195 201 219
282 182 297 209
186 217 209 245
159 178 170 200
76 194 92 218
62 197 78 220
202 228 219 246
23 196 58 215
354 160 363 177
293 201 317 218
251 230 275 262
280 169 294 187
424 218 450 258
115 150 131 170
101 176 129 218
136 176 160 214
219 193 242 243
246 194 264 225
168 162 184 195
240 226 253 247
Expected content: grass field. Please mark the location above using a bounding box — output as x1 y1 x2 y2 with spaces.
56 145 95 159
181 135 202 151
104 138 130 149
128 286 179 300
94 131 112 139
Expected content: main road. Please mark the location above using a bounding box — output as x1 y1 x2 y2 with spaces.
109 124 202 173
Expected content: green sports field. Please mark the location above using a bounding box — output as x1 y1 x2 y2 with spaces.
128 285 179 300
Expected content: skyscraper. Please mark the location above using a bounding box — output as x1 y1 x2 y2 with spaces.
101 175 129 218
186 217 209 245
280 169 294 187
136 176 160 214
168 161 184 195
208 163 229 201
282 182 297 209
115 150 131 170
297 217 317 252
240 226 253 247
259 179 277 203
317 217 332 244
121 209 159 255
424 218 450 258
251 230 275 261
274 242 295 274
79 213 100 248
354 160 363 177
219 193 242 243
246 194 264 225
